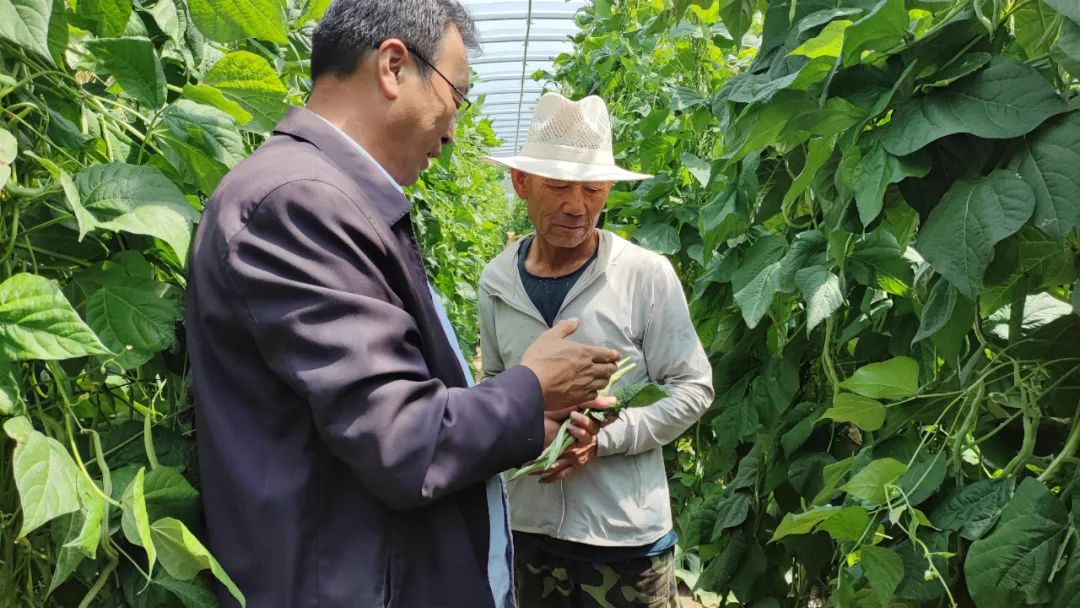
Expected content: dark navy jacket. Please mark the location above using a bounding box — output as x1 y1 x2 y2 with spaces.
185 106 545 608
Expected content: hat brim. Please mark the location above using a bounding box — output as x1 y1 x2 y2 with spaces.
482 155 653 182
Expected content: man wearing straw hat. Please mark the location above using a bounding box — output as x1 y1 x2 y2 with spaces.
479 92 715 608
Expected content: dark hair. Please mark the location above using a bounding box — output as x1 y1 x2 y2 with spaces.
311 0 480 81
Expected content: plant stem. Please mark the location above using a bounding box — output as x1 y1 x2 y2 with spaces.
1039 403 1080 482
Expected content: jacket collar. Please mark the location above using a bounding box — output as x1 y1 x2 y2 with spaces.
481 229 630 315
272 106 412 226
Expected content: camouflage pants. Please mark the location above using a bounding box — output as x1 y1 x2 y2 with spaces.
513 541 680 608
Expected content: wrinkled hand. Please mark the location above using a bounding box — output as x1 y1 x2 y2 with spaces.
538 398 618 483
522 319 621 411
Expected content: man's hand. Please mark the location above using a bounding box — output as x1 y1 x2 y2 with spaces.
538 398 618 483
521 319 621 411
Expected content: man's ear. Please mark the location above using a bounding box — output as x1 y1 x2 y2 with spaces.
511 169 529 198
374 39 409 101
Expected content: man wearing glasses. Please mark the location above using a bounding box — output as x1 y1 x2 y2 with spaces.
184 1 621 607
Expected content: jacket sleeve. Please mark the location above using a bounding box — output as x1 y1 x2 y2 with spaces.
478 284 507 381
225 179 544 511
597 257 714 457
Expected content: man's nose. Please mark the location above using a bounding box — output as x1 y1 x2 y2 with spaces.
441 121 455 146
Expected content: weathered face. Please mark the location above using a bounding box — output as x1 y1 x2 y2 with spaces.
512 170 614 249
387 26 470 185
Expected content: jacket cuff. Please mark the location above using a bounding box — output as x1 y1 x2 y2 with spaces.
597 415 630 457
494 365 546 464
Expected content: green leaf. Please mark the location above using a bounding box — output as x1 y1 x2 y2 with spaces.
85 276 182 369
680 152 712 187
795 265 843 333
159 100 246 194
84 38 167 109
784 136 836 204
818 506 869 542
296 0 330 26
633 223 681 255
151 517 246 606
841 458 906 506
1053 19 1080 76
881 56 1070 156
75 163 199 263
771 505 868 541
710 492 751 540
612 382 670 408
841 0 907 67
840 141 930 225
181 83 253 124
789 20 853 58
187 0 287 44
1007 112 1080 239
49 514 86 594
154 574 218 608
719 70 802 104
0 274 108 360
840 356 919 400
861 545 904 608
850 230 913 296
1073 282 1080 317
771 505 844 541
913 278 957 343
203 51 288 132
813 457 855 506
0 358 21 415
917 170 1036 298
0 127 16 190
3 416 81 540
720 0 754 47
121 468 157 573
966 478 1068 608
733 236 787 328
1046 0 1080 23
823 393 886 431
897 451 945 506
0 0 53 62
77 0 132 37
66 476 105 559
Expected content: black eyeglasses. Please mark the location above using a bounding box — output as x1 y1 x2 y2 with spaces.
405 46 472 117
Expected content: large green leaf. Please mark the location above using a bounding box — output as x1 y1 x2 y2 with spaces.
913 278 957 344
861 545 904 608
1006 112 1080 239
1046 0 1080 24
0 127 16 190
719 70 802 104
916 171 1036 298
840 140 929 225
0 0 53 62
789 20 852 58
771 505 868 541
710 492 751 540
928 481 1010 542
84 38 167 109
966 478 1068 608
795 265 843 333
839 356 919 400
822 393 886 431
203 51 288 132
0 358 21 415
154 574 218 608
840 0 907 67
121 468 157 572
3 417 81 540
634 223 681 255
181 84 253 124
733 236 788 328
74 163 199 263
1053 18 1080 76
0 274 108 360
881 56 1070 156
86 276 182 369
158 100 245 194
841 458 906 506
187 0 287 44
76 0 132 37
151 517 246 606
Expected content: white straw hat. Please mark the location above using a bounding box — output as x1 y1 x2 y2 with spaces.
483 93 654 182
